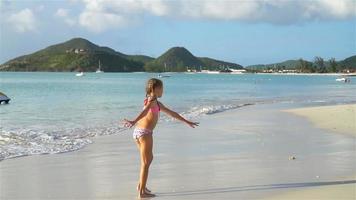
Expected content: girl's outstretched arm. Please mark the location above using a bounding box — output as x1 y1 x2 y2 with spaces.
123 99 155 128
158 102 199 128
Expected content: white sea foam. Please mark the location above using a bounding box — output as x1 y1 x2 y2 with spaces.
181 103 254 117
158 102 255 123
0 103 255 161
0 126 128 161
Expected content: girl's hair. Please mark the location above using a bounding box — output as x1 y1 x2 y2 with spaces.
145 78 163 97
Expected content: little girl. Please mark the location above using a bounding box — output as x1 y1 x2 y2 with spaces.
123 78 199 198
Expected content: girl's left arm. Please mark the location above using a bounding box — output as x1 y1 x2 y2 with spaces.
159 102 199 128
123 99 155 128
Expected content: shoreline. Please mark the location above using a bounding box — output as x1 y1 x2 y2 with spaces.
1 71 356 76
1 103 355 199
255 72 356 76
284 104 356 138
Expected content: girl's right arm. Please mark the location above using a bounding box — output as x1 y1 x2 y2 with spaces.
123 99 155 128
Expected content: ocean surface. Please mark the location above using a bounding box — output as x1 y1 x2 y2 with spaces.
1 72 355 161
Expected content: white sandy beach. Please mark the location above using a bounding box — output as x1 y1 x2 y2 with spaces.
0 103 355 199
285 104 356 137
256 72 356 76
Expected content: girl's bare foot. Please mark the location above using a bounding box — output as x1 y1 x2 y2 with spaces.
138 192 156 199
137 184 152 193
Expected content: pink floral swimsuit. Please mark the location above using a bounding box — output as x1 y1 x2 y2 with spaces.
132 97 160 140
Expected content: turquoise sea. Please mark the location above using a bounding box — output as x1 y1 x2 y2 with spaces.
1 72 355 161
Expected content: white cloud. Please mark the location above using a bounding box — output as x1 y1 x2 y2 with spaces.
175 0 356 24
6 8 37 33
55 8 69 17
78 0 138 32
77 0 356 32
55 8 76 26
306 0 356 19
79 11 127 32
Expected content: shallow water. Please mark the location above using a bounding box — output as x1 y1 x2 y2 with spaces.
1 72 355 161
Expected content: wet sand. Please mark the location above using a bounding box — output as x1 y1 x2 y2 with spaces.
1 103 355 199
261 179 356 200
263 104 356 199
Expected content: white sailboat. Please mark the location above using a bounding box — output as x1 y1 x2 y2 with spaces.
75 71 84 76
158 73 171 78
96 60 103 73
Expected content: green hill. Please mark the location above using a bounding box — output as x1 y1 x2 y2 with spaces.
246 56 356 72
127 55 155 64
339 55 356 69
0 38 153 72
1 39 242 72
198 57 243 70
144 47 203 72
4 37 351 73
144 47 243 72
246 60 312 70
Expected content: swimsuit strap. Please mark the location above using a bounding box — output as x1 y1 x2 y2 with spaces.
144 96 157 105
144 96 160 112
157 101 161 111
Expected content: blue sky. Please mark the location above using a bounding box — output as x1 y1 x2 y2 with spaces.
0 0 355 66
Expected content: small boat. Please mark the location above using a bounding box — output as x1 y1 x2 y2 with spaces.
206 71 220 74
336 77 346 82
96 60 103 73
219 68 232 73
230 68 247 74
158 74 171 78
200 70 220 74
0 92 10 104
336 77 350 83
76 71 84 77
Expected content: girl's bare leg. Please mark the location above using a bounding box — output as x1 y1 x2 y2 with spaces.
137 134 155 198
135 139 152 194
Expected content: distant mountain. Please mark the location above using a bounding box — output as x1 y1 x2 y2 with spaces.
144 47 203 72
246 60 313 70
198 57 243 70
339 55 356 69
0 38 153 72
246 56 356 72
127 55 155 64
2 37 352 73
0 39 241 72
144 47 243 72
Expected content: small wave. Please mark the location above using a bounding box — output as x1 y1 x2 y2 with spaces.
187 103 254 115
0 102 256 161
0 125 127 161
162 96 339 122
161 103 254 122
311 100 327 103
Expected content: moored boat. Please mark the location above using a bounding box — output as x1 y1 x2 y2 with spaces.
0 92 10 104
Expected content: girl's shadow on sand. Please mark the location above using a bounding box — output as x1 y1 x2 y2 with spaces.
156 180 356 197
